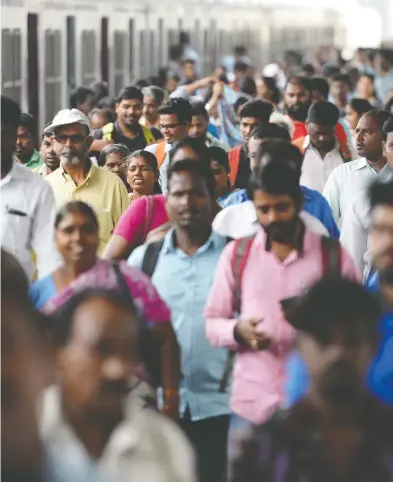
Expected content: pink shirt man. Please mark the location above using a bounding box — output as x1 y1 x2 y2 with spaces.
204 227 360 424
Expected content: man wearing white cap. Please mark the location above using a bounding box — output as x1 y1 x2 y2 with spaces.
45 109 129 254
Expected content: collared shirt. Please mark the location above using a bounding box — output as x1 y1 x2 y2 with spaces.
323 157 390 222
204 228 359 424
145 142 172 194
40 386 196 482
1 163 61 280
340 167 393 275
300 136 346 193
213 200 329 239
34 163 51 177
46 162 129 254
14 149 44 170
128 228 231 422
220 187 339 238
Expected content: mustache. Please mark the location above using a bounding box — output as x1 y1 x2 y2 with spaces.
60 150 83 165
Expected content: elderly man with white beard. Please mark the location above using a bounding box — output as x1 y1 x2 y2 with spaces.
45 109 129 255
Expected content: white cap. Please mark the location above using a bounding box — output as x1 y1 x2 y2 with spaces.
44 109 92 135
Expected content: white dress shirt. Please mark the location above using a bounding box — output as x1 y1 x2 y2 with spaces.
1 163 61 280
212 200 329 239
300 136 345 193
340 167 393 275
145 142 172 194
323 158 391 223
40 385 196 482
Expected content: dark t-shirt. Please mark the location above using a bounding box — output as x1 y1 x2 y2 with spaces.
94 121 163 152
232 397 393 482
235 145 251 189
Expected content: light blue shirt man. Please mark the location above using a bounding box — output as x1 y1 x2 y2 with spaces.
128 228 230 421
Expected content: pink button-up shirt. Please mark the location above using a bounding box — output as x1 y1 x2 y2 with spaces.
204 228 360 424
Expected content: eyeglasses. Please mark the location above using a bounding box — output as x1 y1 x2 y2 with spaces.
54 134 87 145
158 123 181 131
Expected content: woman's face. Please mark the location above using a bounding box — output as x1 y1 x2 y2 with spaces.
345 105 360 130
55 211 99 270
127 156 157 194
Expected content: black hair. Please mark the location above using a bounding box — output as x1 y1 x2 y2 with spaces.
90 81 109 102
169 137 212 168
126 149 162 194
383 115 393 135
349 98 374 116
291 277 381 345
234 61 249 73
364 109 391 132
285 76 311 93
117 86 144 104
142 86 165 106
70 87 95 109
309 76 329 99
167 158 215 198
301 63 315 76
89 108 115 125
321 63 341 79
369 180 393 210
1 249 29 301
42 122 53 139
209 146 229 173
239 76 257 97
256 139 303 175
191 102 209 120
308 101 339 126
234 45 246 56
248 158 302 206
250 123 291 142
98 143 130 167
1 95 21 127
19 113 37 139
331 73 351 87
50 288 139 347
158 97 193 124
132 78 150 89
261 76 281 105
54 201 99 230
384 97 393 114
98 96 117 110
234 96 249 115
239 99 273 124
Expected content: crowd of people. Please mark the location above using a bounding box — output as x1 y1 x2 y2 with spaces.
2 38 393 482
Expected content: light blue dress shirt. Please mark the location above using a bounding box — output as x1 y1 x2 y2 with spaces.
128 228 231 422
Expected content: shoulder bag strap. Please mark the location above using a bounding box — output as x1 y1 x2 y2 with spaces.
141 240 165 278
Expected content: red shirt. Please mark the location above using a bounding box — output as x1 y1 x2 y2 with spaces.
291 119 349 146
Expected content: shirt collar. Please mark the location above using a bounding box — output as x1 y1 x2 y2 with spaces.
59 159 96 185
162 226 224 254
0 162 29 187
304 135 339 153
351 157 369 171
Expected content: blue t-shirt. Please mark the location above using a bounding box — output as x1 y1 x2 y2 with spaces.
221 187 340 239
29 274 57 310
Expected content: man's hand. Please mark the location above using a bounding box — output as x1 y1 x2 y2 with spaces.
234 318 271 351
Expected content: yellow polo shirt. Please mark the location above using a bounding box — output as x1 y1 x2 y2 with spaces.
46 163 129 254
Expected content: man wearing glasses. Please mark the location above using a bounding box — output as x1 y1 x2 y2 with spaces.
145 98 193 193
45 109 129 255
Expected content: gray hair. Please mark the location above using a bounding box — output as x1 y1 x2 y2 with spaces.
142 86 165 106
99 143 130 167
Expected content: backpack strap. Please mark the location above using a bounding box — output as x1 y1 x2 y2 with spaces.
156 142 167 168
292 136 306 155
141 125 156 146
141 239 165 278
228 146 243 187
321 236 341 276
102 122 115 141
219 235 255 393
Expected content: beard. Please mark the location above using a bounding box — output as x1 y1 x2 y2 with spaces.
262 217 299 244
60 150 83 167
286 101 311 122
